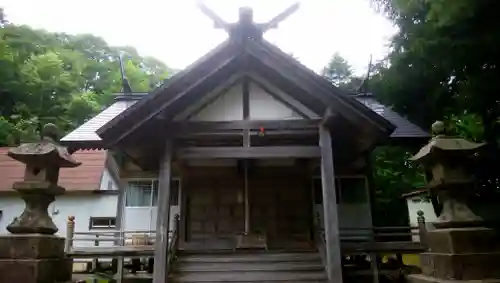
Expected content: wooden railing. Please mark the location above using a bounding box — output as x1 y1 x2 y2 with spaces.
315 211 428 283
316 210 428 253
65 214 181 282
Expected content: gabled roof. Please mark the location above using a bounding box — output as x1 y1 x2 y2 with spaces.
95 39 397 146
60 35 428 147
62 92 428 146
0 148 108 193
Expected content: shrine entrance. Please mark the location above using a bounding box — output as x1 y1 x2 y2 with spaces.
181 160 313 251
184 166 245 249
248 164 313 249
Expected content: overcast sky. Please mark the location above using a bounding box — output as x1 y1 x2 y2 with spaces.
2 0 396 74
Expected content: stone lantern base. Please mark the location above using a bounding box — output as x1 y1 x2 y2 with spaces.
0 234 72 283
408 227 500 283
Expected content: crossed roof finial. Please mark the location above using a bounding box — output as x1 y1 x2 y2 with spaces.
197 2 300 40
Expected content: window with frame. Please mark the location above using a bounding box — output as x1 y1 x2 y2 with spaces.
89 217 116 230
126 179 180 207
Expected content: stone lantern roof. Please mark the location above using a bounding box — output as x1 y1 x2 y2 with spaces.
411 121 485 164
7 123 81 169
411 121 485 189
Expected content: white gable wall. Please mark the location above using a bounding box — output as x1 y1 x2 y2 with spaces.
183 74 318 122
192 84 243 121
248 74 319 119
249 83 301 120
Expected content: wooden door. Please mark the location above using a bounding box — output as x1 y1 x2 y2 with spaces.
249 166 312 248
186 175 244 241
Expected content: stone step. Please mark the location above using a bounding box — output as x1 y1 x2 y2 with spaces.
169 271 328 282
174 261 325 272
177 252 322 263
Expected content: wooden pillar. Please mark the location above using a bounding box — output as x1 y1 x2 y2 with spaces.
363 151 376 229
319 126 343 283
153 140 173 283
242 77 250 234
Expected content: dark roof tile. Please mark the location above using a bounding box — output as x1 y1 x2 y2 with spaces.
355 95 429 139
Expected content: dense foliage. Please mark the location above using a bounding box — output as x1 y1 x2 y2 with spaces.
369 0 500 194
323 0 500 224
369 0 500 224
0 21 171 144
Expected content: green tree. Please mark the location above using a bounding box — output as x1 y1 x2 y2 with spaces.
0 21 171 145
369 0 500 189
322 52 353 87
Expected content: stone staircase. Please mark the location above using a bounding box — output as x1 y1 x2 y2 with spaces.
169 250 328 282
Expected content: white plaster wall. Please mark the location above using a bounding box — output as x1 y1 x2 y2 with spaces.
189 79 317 122
123 205 180 233
124 207 153 231
0 194 118 247
249 83 301 120
192 84 243 121
406 196 438 242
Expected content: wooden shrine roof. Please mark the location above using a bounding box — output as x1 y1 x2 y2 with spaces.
94 39 396 146
61 92 428 148
61 6 429 150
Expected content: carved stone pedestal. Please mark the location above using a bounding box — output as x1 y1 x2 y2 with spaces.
410 227 500 282
0 234 72 283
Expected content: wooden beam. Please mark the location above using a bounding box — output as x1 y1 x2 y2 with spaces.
319 126 343 283
153 140 173 283
176 146 320 159
248 76 310 119
166 119 319 135
243 77 250 147
175 129 318 139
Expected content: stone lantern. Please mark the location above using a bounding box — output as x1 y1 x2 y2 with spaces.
408 121 500 282
410 120 485 228
0 123 80 283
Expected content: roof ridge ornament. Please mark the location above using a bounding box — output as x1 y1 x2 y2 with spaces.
197 1 300 41
118 53 133 94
